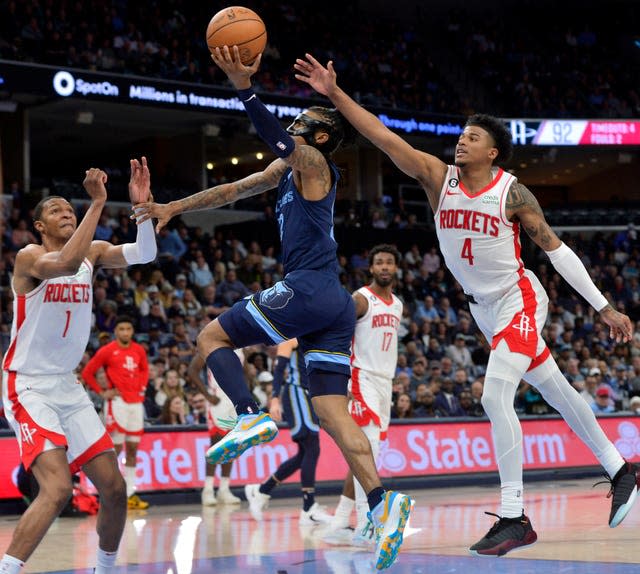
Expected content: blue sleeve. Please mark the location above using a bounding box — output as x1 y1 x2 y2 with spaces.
237 88 296 158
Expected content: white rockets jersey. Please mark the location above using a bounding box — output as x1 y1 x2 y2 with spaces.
435 165 524 303
3 259 94 375
351 286 403 379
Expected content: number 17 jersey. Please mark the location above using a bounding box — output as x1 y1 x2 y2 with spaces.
350 287 403 379
435 165 523 303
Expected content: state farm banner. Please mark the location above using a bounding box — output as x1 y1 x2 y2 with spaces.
1 417 640 498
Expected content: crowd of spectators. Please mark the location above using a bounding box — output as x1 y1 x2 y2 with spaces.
1 1 638 119
3 188 640 430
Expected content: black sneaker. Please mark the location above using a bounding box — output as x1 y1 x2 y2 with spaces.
594 461 639 527
469 512 537 557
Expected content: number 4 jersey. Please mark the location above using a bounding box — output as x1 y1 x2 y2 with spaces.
350 286 403 379
435 165 522 304
3 259 93 375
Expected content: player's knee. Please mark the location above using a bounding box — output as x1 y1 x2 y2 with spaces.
196 321 232 357
42 482 73 511
303 434 320 460
99 473 127 506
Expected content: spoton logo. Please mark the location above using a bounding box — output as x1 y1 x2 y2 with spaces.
53 71 119 98
53 71 75 96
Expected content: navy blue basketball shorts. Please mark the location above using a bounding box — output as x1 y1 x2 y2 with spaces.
219 270 355 394
281 384 320 441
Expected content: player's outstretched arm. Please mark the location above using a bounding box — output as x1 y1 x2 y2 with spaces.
135 159 288 232
294 54 448 202
510 181 633 343
210 46 331 200
22 169 107 284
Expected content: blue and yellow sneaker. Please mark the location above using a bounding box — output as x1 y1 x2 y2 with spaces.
368 491 412 570
205 412 278 464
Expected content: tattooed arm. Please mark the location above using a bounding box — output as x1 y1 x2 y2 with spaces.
284 143 334 202
507 181 633 341
505 181 561 251
134 159 288 232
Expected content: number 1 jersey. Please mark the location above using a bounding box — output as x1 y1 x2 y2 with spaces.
3 259 93 375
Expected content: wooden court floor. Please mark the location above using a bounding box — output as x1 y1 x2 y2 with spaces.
1 478 638 573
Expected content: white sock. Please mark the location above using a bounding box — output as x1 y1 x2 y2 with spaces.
0 554 24 574
219 476 230 491
334 494 355 520
501 481 524 518
125 466 136 498
94 548 117 574
204 476 214 490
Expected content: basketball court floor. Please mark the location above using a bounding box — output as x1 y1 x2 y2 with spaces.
1 478 638 573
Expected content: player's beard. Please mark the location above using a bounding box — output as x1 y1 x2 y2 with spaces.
374 275 393 288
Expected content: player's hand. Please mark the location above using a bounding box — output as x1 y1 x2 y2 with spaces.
205 393 221 406
133 202 172 233
129 156 151 205
600 305 634 343
268 396 282 422
293 53 337 97
83 168 108 203
210 45 261 89
102 389 118 400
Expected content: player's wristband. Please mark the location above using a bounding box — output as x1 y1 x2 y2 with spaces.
271 355 288 397
546 242 608 312
237 87 295 158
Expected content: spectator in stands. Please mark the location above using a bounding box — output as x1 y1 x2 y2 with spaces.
414 295 439 323
391 393 414 419
434 378 465 416
422 247 441 274
182 288 203 317
154 368 185 408
446 333 474 370
10 219 37 248
157 227 187 272
409 358 429 393
459 390 484 417
413 385 445 418
186 391 208 425
190 252 214 289
581 374 599 405
395 353 412 378
216 268 251 306
424 337 444 362
156 395 188 425
592 386 616 414
629 396 640 415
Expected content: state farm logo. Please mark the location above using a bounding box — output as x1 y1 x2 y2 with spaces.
614 421 640 458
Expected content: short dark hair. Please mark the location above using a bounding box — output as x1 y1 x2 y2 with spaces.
465 114 513 164
306 106 357 154
33 195 67 222
115 315 135 328
368 244 402 266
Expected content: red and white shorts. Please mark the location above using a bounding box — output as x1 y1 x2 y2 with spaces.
469 269 550 367
104 397 144 444
206 393 236 438
2 371 113 473
348 368 392 440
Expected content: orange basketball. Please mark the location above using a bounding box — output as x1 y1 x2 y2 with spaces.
206 6 267 65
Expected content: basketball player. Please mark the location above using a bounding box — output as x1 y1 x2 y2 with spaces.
186 352 242 507
0 158 156 574
295 56 639 557
134 47 411 570
245 338 332 524
81 315 150 510
330 245 404 544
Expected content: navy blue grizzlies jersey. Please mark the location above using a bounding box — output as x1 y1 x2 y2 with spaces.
275 164 340 274
220 158 355 389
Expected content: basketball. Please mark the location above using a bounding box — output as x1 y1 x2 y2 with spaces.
206 6 267 65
